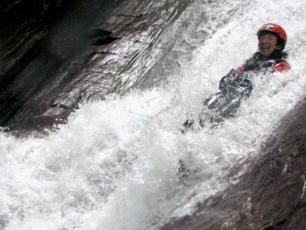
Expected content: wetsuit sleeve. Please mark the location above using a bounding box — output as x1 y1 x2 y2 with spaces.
272 60 290 72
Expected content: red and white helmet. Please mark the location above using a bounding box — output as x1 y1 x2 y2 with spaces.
257 23 287 50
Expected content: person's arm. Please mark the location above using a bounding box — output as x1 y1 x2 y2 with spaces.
272 59 290 72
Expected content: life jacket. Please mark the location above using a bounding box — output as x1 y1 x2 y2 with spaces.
236 51 290 74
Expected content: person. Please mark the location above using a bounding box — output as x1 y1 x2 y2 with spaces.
181 23 290 133
235 23 290 73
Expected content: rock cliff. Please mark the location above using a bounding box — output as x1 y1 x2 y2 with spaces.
0 0 190 133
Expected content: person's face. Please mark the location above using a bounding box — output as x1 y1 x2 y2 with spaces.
258 33 279 56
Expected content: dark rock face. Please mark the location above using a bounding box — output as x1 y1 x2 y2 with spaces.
0 0 125 132
0 0 191 133
161 99 306 230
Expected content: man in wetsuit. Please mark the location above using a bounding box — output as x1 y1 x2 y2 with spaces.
235 23 289 74
182 23 290 132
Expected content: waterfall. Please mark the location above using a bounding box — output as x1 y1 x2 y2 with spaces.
1 0 306 229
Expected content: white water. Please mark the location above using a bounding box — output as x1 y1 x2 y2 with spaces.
1 0 306 229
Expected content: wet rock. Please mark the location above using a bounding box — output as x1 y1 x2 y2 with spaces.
161 99 306 230
0 0 192 133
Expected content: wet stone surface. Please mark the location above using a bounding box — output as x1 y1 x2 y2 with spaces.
0 0 192 133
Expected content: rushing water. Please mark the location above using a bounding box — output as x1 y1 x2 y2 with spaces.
1 0 306 229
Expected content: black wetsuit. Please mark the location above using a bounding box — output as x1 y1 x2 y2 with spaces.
181 50 289 132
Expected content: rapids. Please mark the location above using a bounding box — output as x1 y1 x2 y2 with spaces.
1 0 306 229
